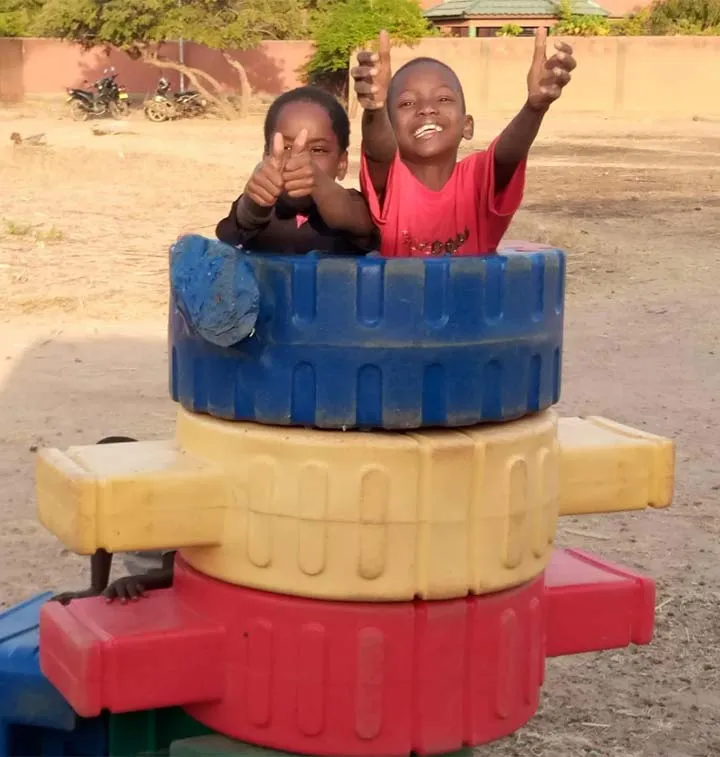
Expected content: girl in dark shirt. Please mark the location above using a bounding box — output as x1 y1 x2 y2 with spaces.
216 87 378 255
51 92 376 608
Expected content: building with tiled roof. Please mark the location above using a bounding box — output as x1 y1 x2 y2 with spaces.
422 0 628 36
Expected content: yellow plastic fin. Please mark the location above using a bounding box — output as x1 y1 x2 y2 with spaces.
558 416 674 516
36 440 228 554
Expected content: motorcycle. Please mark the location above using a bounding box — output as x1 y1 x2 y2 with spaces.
143 77 208 122
66 68 130 121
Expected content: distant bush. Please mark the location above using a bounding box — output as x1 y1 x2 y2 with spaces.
0 0 43 37
496 23 523 36
552 0 611 35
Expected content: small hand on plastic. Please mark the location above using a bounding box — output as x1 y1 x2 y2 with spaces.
282 129 315 198
103 575 148 604
50 587 101 605
245 131 286 207
526 27 576 112
351 30 392 111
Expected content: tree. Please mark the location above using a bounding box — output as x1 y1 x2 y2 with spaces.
32 0 310 116
611 0 720 35
0 0 43 37
645 0 720 33
552 0 611 35
305 0 435 80
611 8 652 35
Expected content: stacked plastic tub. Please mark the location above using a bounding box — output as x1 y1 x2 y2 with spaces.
31 236 674 756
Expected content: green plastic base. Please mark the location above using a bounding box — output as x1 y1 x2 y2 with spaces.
110 709 475 757
170 735 474 757
109 707 212 756
171 735 298 756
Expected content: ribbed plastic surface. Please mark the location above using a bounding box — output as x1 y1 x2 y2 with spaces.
169 238 565 429
169 735 473 757
39 550 655 755
36 409 560 598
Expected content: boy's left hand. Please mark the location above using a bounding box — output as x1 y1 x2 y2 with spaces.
282 129 316 198
526 27 576 112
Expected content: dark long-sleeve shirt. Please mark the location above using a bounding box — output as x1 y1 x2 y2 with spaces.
216 193 376 255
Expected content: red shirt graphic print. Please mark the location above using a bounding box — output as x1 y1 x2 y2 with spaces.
360 140 526 257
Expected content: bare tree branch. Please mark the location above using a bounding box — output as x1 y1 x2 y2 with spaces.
222 52 251 118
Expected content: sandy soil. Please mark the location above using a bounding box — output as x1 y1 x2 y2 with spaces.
0 105 719 757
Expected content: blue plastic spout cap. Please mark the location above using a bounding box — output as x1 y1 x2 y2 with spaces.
170 235 260 348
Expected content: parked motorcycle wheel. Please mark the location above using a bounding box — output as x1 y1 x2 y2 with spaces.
144 101 172 123
69 100 89 122
109 100 130 119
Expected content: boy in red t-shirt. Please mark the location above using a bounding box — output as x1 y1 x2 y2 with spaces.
351 29 576 257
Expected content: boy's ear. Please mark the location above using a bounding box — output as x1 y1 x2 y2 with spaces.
463 115 474 141
336 151 349 181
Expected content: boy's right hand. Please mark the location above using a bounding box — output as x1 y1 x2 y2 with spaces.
245 131 285 207
351 30 391 111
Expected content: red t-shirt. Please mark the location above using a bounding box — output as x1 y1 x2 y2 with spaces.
360 140 526 257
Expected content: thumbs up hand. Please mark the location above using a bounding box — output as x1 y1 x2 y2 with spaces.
282 129 317 199
526 27 576 112
245 131 286 207
351 29 392 111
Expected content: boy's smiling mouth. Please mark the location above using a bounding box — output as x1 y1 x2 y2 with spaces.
414 123 443 140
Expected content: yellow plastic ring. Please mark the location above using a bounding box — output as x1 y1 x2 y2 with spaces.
178 407 559 599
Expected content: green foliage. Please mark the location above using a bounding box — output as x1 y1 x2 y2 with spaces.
495 23 523 36
611 0 720 34
552 14 610 34
33 0 309 53
610 8 651 34
645 0 720 33
305 0 435 76
0 0 44 37
552 0 611 35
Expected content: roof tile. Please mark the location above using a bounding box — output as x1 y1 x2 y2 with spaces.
424 0 609 18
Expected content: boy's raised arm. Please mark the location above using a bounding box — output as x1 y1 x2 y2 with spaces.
351 30 396 194
494 28 576 191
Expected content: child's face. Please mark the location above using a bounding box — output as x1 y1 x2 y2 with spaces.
389 62 473 162
271 101 348 181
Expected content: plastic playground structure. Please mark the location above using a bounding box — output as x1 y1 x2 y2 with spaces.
1 236 674 757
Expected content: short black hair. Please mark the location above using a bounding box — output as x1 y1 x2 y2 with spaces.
264 86 350 152
387 57 466 112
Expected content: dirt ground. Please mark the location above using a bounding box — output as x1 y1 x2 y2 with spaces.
0 104 719 757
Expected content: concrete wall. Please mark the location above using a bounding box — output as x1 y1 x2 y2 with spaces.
348 36 720 118
2 36 720 119
0 38 315 102
0 37 24 102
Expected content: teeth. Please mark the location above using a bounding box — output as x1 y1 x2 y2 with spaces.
414 124 443 138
